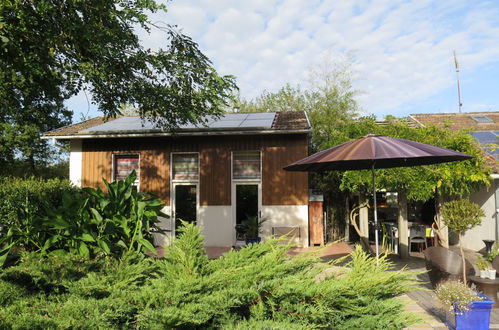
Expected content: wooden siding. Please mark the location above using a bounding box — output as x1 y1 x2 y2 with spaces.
81 134 308 206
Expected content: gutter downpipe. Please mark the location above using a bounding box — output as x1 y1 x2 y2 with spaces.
492 174 499 243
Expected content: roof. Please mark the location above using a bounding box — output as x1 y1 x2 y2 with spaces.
42 111 310 139
409 112 499 131
409 112 499 173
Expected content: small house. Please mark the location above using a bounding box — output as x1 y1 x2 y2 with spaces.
43 112 311 247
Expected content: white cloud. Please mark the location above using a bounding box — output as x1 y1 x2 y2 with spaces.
68 0 499 119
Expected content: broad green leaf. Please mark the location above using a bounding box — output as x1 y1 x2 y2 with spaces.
137 238 156 254
79 233 95 242
78 242 90 259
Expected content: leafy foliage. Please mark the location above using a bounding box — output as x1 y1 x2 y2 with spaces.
440 199 485 234
0 172 164 264
435 280 482 313
0 0 236 173
440 198 484 282
0 223 418 329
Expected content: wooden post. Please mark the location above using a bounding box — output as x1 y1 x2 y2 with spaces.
398 191 409 259
344 197 350 242
359 195 369 246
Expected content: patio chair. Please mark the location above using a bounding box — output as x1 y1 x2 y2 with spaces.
409 224 428 252
423 246 475 288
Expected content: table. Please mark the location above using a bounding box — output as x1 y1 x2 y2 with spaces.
469 275 499 308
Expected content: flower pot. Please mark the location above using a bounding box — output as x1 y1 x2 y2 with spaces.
480 270 488 278
446 293 494 330
245 237 261 244
488 269 496 280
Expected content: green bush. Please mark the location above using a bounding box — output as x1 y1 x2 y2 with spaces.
0 172 165 264
0 176 76 229
0 222 418 329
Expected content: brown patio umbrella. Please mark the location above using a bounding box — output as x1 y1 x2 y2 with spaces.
284 134 473 258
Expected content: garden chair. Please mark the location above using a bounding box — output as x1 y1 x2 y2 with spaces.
409 224 428 252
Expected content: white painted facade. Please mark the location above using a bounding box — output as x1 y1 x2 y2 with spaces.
261 205 309 247
69 139 83 187
198 206 233 247
461 178 499 251
152 204 309 248
152 205 173 247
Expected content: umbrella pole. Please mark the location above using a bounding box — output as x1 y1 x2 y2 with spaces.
372 164 379 259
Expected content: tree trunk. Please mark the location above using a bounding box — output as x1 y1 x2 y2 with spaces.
433 194 449 248
460 233 467 283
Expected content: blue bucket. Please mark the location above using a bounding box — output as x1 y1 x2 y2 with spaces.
446 293 495 330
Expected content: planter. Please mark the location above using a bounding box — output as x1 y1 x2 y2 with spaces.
446 293 494 330
245 237 261 244
479 270 496 279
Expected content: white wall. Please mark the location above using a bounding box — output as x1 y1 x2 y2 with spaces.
198 206 233 247
69 139 82 187
461 184 497 251
153 205 173 247
261 205 309 247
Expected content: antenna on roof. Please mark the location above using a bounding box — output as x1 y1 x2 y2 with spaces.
453 50 463 113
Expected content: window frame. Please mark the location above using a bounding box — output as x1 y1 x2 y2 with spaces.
112 153 140 190
231 150 262 182
170 152 200 183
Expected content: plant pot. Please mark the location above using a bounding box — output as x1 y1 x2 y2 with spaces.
488 269 496 280
480 270 488 278
446 293 494 330
245 237 261 244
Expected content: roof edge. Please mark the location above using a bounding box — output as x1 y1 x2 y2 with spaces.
42 128 311 140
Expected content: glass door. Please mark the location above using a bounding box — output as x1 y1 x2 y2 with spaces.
173 184 197 235
234 183 261 242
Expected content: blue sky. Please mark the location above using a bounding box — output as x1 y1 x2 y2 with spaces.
67 0 499 122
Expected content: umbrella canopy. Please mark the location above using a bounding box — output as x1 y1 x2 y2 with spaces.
284 134 473 258
283 134 472 172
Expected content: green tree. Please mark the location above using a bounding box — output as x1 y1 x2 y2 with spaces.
0 0 236 175
440 199 484 282
339 119 492 202
237 56 360 240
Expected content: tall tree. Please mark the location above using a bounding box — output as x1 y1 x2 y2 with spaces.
0 0 236 175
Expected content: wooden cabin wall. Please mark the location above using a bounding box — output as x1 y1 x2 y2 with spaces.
81 134 308 206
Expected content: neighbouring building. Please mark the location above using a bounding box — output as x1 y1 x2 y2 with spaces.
409 112 499 251
42 112 311 247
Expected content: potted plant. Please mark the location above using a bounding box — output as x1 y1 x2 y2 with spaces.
476 256 490 279
440 199 485 283
243 216 267 244
435 280 494 330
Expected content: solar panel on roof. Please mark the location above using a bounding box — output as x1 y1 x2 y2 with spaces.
82 112 276 133
471 116 494 123
470 131 499 160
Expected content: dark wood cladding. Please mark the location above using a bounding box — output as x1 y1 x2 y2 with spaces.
81 134 308 206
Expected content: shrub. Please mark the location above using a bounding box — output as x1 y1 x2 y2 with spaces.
0 223 419 329
0 176 76 229
0 171 165 264
441 199 485 282
435 280 482 313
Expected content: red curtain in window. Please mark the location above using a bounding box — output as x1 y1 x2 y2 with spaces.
115 156 139 181
172 154 199 180
233 151 261 180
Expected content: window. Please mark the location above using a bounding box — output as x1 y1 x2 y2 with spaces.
114 154 140 187
172 153 199 181
471 116 494 123
233 151 261 180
